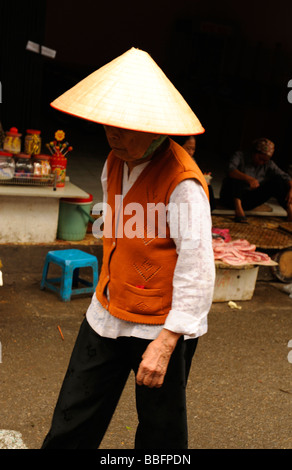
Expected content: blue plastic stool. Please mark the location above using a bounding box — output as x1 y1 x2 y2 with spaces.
41 249 98 301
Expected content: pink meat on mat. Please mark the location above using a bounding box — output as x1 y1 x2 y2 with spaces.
212 238 272 266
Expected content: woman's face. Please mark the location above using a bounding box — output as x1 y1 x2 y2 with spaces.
183 136 196 158
104 126 159 164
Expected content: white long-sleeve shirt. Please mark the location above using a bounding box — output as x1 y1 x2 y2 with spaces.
86 160 215 340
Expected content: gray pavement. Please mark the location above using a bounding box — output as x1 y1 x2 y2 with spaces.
0 125 291 449
0 242 291 450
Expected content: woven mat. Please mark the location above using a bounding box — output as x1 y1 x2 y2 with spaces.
252 203 273 212
279 222 292 235
214 201 273 212
212 216 292 249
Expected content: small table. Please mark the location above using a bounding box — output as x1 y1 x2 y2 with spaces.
0 181 89 243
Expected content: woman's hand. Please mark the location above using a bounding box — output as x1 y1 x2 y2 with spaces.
136 329 181 388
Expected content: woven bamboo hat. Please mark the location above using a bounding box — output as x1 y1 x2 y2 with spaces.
51 47 204 136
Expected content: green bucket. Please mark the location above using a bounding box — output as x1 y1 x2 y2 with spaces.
57 194 95 241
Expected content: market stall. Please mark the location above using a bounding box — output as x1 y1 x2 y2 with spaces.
211 215 292 302
0 182 89 243
0 128 91 243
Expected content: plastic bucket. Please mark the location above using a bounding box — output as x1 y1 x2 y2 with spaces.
57 194 94 241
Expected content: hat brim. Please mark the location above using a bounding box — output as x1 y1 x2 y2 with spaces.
51 48 205 136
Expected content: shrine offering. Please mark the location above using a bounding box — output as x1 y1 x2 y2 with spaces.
51 154 67 187
47 130 73 188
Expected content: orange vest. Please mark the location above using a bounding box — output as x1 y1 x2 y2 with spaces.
96 138 209 324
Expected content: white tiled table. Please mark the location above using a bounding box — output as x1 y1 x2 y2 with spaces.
0 181 89 243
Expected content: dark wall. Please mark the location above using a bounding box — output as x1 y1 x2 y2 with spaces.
0 0 46 131
1 0 292 170
44 0 173 69
164 1 292 168
43 0 292 169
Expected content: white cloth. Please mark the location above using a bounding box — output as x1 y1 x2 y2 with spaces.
86 160 215 340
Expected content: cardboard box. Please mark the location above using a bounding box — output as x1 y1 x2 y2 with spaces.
213 263 259 302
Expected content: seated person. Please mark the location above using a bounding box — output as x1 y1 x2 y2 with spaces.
220 137 292 222
173 135 216 211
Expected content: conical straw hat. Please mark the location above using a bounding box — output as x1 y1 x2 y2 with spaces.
51 47 205 136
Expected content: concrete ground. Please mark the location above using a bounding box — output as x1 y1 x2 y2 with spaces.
0 124 291 449
0 241 291 450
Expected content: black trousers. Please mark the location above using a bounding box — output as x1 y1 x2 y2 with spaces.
220 175 290 211
41 318 198 449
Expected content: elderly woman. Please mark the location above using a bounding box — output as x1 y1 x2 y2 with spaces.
41 48 215 450
220 137 292 222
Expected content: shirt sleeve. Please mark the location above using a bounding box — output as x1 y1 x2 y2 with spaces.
101 160 108 204
228 151 245 173
267 160 292 182
163 179 216 338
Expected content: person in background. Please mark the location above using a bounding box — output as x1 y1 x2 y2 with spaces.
173 135 216 211
220 137 292 222
41 48 215 450
180 134 197 159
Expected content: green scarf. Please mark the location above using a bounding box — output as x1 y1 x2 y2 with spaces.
140 135 167 160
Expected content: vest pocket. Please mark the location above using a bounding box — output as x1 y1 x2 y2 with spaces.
124 282 164 316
